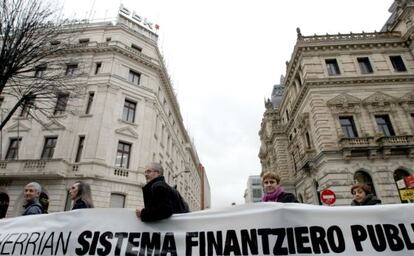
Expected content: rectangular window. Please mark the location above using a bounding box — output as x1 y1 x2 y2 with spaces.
339 116 358 138
122 99 136 123
115 142 131 168
305 132 312 149
375 115 395 136
54 93 69 115
128 70 141 85
390 56 407 72
253 188 262 198
357 57 373 74
65 64 78 76
95 62 101 74
110 193 126 208
325 59 340 75
78 38 90 44
41 137 58 159
411 113 414 125
20 95 36 117
34 65 47 78
5 138 21 160
75 136 85 162
106 37 111 42
0 97 4 108
85 92 94 114
131 44 142 52
50 40 61 45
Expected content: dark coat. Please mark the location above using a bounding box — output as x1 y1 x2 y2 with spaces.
141 176 188 222
72 199 89 210
351 194 382 206
277 192 299 203
22 200 43 216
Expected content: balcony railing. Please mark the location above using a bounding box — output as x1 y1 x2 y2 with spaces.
339 136 375 149
376 135 414 147
0 159 143 184
298 31 401 44
0 159 68 178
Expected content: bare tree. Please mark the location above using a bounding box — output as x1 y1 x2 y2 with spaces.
0 0 86 130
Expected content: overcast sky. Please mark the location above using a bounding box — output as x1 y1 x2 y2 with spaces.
62 0 394 208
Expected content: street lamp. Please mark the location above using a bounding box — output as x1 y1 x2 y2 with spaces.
172 169 190 180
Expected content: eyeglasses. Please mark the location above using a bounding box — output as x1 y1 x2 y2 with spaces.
144 169 158 174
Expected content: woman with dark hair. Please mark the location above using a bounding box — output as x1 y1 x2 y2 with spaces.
69 181 94 210
39 191 49 214
350 183 381 206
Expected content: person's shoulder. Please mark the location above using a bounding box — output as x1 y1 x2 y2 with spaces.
279 192 298 203
73 199 88 209
24 203 43 215
366 197 382 205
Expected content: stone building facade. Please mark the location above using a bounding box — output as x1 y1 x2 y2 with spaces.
0 10 207 217
259 0 414 205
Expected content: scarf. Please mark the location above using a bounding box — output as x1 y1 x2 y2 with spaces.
262 186 284 202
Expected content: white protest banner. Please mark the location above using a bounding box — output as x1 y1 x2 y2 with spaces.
0 203 413 255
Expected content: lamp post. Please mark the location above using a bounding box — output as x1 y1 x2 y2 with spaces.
172 169 190 180
172 169 190 189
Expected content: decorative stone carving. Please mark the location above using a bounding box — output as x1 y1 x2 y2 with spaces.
363 92 397 113
363 92 396 106
41 120 65 131
6 122 31 132
327 93 361 107
327 93 362 114
115 127 139 139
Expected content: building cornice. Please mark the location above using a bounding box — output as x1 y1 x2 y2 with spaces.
284 31 405 91
284 74 414 133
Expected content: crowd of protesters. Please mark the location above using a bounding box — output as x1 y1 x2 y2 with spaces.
1 165 381 221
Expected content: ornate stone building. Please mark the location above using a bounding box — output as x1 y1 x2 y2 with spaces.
259 0 414 205
0 8 208 217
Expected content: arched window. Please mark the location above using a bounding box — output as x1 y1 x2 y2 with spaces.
0 192 9 219
393 169 410 204
354 170 376 196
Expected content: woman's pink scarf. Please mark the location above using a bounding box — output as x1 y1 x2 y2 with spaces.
262 186 284 202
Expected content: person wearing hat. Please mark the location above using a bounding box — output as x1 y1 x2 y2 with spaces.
350 183 381 206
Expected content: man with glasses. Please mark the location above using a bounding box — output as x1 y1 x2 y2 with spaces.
136 162 189 222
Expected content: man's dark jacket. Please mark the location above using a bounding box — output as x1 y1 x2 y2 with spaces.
22 200 43 216
141 176 188 222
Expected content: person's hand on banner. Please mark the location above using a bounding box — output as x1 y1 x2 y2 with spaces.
135 207 142 218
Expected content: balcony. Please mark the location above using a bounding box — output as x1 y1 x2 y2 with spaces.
339 136 375 149
297 149 316 172
338 135 414 159
0 159 69 178
376 135 414 147
338 136 377 160
376 135 414 158
0 159 144 185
